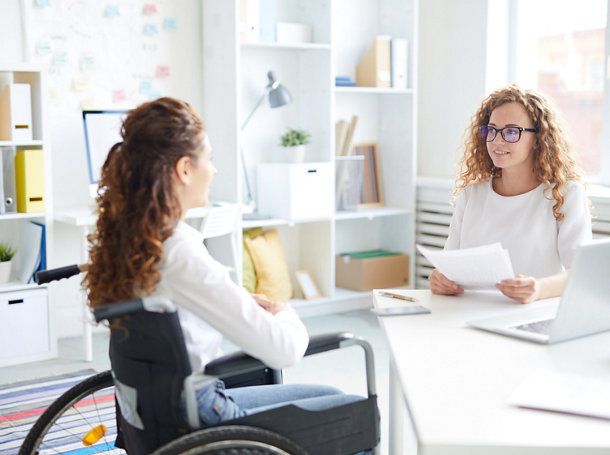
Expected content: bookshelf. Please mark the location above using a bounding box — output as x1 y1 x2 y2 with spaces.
0 64 56 366
202 0 417 314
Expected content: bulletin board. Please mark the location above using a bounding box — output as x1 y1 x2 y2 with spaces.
21 0 183 113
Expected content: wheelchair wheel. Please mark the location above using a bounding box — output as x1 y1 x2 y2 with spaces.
19 370 125 455
153 425 309 455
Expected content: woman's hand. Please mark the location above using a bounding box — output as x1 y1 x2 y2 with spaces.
495 275 539 303
252 294 289 315
429 269 464 295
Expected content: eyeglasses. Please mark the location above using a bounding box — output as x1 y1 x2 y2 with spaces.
478 125 538 143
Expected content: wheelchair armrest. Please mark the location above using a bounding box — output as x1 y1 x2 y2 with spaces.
206 332 354 376
205 332 376 397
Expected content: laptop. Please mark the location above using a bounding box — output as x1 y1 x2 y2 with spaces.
467 238 610 344
82 110 127 198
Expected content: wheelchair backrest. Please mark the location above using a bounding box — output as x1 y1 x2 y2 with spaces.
100 299 193 455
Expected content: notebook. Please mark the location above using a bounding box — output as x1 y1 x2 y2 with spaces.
467 238 610 344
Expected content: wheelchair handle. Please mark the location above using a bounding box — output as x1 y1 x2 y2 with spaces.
35 264 88 284
93 296 175 322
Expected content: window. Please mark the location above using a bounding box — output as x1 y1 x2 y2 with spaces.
501 0 608 181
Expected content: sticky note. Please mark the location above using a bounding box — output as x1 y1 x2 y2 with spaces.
163 17 178 31
80 98 96 110
139 80 153 94
80 55 95 72
156 65 170 78
105 5 120 18
71 77 88 92
112 90 127 104
53 51 68 66
35 41 52 56
143 4 158 15
143 23 159 36
148 90 162 101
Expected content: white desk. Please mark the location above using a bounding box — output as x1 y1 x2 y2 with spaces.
374 289 610 455
55 203 239 361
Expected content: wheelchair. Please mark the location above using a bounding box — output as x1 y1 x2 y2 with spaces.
19 265 380 454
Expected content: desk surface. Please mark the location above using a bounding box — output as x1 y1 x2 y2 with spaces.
374 289 610 455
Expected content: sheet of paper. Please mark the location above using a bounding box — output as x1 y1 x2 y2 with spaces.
417 243 514 289
509 367 610 420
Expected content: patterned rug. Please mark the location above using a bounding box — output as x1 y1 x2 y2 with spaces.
0 369 120 454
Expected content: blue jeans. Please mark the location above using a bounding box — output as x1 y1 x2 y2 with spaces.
192 379 372 454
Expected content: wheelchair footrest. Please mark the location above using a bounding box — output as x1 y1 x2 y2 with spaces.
213 395 379 455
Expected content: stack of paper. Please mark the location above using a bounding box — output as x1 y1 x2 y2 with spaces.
417 242 514 289
509 367 610 420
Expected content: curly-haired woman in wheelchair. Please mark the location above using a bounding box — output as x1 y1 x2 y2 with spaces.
84 97 368 440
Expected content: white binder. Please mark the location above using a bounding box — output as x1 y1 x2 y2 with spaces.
0 84 33 142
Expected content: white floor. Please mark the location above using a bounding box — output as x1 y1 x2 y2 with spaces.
0 308 401 454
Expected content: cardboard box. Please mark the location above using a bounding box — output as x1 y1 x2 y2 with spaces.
336 251 409 291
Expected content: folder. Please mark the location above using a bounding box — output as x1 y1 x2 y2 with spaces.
356 36 391 88
391 38 408 89
15 149 45 213
0 84 33 141
1 146 17 213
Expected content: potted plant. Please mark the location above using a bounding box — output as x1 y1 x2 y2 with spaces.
279 128 311 163
0 241 16 283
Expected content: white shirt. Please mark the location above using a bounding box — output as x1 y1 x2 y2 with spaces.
154 221 309 373
445 179 591 278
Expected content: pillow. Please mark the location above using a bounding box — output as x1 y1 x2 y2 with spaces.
242 228 264 293
244 228 293 302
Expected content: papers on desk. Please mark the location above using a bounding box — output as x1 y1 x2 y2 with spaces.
417 243 514 289
509 367 610 420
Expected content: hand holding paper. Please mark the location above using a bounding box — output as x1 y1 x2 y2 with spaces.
418 243 514 290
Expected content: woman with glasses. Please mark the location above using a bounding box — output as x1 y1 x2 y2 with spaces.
429 84 591 303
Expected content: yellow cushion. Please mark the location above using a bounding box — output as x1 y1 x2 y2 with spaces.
244 228 293 302
242 228 264 293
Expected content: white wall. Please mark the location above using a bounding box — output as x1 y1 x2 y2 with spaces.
1 0 203 338
417 0 489 179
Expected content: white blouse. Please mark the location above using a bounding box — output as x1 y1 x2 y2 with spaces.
154 221 309 373
445 179 592 278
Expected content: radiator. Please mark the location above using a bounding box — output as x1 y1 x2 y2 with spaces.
415 178 454 288
415 179 610 289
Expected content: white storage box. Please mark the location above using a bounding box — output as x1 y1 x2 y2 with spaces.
0 287 51 366
257 162 333 220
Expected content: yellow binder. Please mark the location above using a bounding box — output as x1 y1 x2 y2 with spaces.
15 149 45 213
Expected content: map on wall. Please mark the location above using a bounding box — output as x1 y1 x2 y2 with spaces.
21 0 180 113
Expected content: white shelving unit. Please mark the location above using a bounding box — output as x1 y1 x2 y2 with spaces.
0 64 56 366
202 0 417 315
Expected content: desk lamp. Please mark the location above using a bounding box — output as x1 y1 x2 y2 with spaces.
240 70 293 218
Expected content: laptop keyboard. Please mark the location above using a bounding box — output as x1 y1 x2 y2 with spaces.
512 318 554 334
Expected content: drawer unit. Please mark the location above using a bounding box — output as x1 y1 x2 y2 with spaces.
0 287 52 366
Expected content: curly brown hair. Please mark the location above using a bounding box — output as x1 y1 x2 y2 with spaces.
84 97 205 309
456 84 583 221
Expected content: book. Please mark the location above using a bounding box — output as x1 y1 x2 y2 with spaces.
391 38 408 89
341 115 358 156
335 76 357 87
335 119 349 156
356 36 391 88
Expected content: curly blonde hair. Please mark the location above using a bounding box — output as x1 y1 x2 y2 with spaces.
84 97 205 309
456 84 583 220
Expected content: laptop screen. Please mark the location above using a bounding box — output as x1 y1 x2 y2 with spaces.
82 110 127 187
